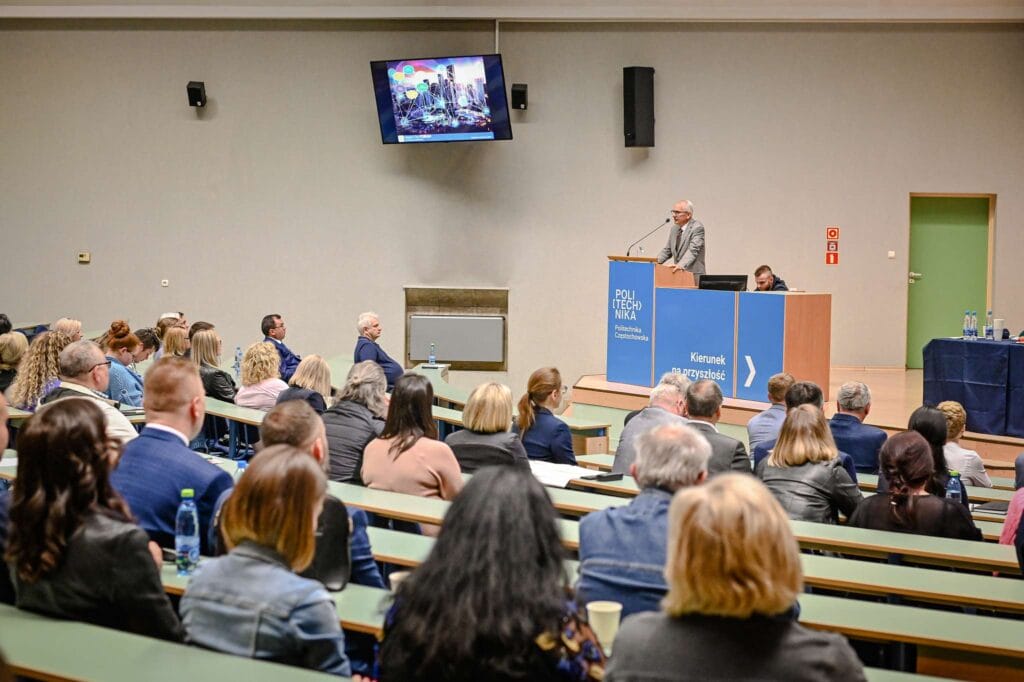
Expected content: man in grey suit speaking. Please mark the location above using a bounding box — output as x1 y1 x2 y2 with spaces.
657 199 706 275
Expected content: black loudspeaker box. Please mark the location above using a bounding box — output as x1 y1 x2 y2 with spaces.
623 67 654 147
187 81 207 108
511 83 528 110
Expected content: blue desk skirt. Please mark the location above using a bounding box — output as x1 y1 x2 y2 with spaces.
923 338 1024 437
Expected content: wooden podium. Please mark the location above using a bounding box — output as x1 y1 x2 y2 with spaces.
607 255 831 398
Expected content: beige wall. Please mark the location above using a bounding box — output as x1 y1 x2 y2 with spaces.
1 20 1022 394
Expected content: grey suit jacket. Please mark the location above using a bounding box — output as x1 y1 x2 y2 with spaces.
611 406 688 474
656 218 706 275
686 420 750 475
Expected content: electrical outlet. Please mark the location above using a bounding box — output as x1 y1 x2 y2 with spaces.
77 251 91 264
161 279 169 287
887 250 896 259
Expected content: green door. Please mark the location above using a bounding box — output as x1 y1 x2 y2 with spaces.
906 196 990 368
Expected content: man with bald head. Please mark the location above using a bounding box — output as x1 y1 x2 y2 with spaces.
110 357 233 554
657 199 706 275
40 339 137 443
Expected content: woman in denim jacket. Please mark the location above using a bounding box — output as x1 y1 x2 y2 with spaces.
180 445 351 676
102 321 144 407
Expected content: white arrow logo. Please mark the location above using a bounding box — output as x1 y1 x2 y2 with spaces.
744 355 756 388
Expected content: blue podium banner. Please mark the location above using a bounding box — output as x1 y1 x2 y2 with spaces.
607 261 655 386
736 293 786 401
654 289 736 393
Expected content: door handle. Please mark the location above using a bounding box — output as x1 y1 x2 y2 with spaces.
908 271 923 282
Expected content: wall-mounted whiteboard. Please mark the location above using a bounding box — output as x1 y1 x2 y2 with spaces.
408 315 505 363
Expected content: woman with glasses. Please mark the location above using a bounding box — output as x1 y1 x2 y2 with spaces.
515 367 576 465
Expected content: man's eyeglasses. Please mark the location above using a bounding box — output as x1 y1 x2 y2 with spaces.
670 210 689 216
91 360 112 370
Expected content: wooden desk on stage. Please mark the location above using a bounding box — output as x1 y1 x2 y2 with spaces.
606 256 831 399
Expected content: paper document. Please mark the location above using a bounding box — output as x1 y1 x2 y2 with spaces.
529 460 601 488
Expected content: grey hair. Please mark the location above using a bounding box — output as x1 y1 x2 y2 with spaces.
657 371 691 395
678 199 694 214
339 360 388 419
634 423 711 491
58 340 103 378
356 311 379 335
837 381 871 412
649 382 684 407
686 379 723 418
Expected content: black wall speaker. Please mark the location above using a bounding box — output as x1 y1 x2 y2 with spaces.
511 83 528 110
623 67 654 147
187 81 207 108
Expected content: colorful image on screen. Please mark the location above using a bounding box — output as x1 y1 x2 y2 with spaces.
385 56 496 142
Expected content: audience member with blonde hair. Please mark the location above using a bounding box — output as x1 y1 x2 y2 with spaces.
52 318 83 342
276 354 332 414
235 341 288 410
180 445 351 676
607 474 865 681
514 366 576 465
323 360 388 483
0 331 28 394
746 372 794 452
102 320 144 407
6 331 72 410
937 400 992 487
191 329 236 402
756 404 862 524
161 326 190 358
445 381 529 472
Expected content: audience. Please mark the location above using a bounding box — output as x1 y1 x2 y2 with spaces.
0 314 10 335
612 382 687 474
444 381 529 472
323 360 388 484
361 373 462 535
109 358 232 553
52 317 83 342
261 314 301 383
353 311 403 390
746 372 794 453
606 474 865 681
905 405 971 508
623 372 691 426
756 404 862 524
936 401 992 487
132 327 160 363
161 326 190 358
515 366 576 465
829 381 887 474
378 466 605 681
3 399 183 640
235 341 288 410
6 331 71 411
578 423 710 618
276 354 332 414
191 329 237 402
39 340 137 443
849 431 982 541
752 381 859 483
0 332 28 395
683 379 750 475
102 321 144 407
0 394 13 603
180 445 351 676
153 315 180 358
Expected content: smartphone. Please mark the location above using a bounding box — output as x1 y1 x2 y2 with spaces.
581 472 624 482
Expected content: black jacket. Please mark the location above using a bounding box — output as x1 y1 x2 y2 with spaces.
322 400 385 484
200 364 237 403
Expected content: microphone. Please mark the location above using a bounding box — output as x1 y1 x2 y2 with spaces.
626 218 670 257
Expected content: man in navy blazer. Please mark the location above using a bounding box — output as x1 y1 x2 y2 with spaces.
354 311 404 390
261 313 301 382
110 357 233 554
829 381 888 474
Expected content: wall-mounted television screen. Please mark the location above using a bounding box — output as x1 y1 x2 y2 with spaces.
370 53 512 144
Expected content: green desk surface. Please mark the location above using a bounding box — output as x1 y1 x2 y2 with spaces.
577 454 614 471
0 603 345 681
991 475 1015 491
859 472 1013 503
204 396 266 425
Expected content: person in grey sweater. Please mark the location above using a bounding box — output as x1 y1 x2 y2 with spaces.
611 382 687 474
607 473 865 682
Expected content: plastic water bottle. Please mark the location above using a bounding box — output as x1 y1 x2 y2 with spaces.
175 488 200 576
945 471 962 504
970 311 978 339
962 310 971 339
233 346 243 380
985 310 994 340
234 460 247 483
428 342 436 365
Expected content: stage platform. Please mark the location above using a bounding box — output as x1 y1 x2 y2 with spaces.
568 367 1022 468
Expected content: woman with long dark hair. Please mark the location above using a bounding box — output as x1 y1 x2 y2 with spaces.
4 398 183 640
514 367 576 465
849 431 981 540
361 373 462 534
379 466 605 681
892 405 971 508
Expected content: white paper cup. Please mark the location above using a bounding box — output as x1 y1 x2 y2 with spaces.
587 600 623 655
995 318 1005 339
389 570 411 592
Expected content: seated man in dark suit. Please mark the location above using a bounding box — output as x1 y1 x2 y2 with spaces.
683 379 751 475
353 311 403 390
110 357 233 554
578 423 710 618
829 381 887 474
261 313 301 382
753 381 859 483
